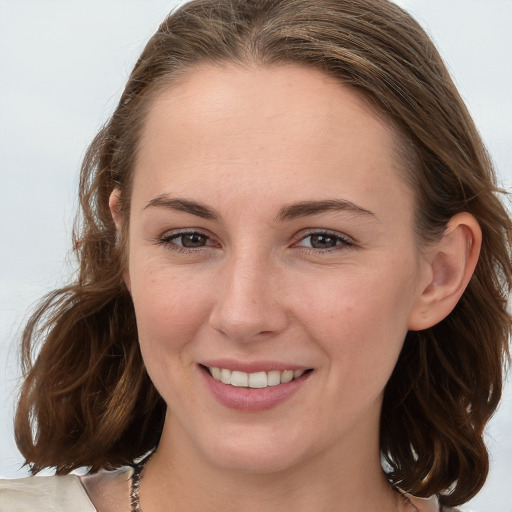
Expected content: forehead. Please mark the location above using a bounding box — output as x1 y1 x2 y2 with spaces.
138 63 398 157
132 63 412 220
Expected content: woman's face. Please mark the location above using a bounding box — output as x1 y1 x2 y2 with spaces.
123 64 432 474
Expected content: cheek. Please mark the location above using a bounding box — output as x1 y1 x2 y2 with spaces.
129 264 211 362
129 267 214 410
291 262 417 381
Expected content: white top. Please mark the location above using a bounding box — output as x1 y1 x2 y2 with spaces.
0 473 97 512
0 471 462 512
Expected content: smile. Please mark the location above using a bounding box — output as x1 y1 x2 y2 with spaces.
207 367 307 388
200 364 313 411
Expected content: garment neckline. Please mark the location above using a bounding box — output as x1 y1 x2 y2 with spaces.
78 466 441 512
78 466 134 512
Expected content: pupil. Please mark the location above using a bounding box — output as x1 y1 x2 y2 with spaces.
182 233 206 248
311 234 336 249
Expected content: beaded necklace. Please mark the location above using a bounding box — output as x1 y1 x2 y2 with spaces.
130 451 154 512
129 452 419 512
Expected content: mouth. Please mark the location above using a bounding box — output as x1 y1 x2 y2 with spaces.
199 363 314 411
201 365 313 389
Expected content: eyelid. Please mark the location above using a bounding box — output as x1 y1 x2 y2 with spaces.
293 229 355 250
153 227 355 254
155 228 220 250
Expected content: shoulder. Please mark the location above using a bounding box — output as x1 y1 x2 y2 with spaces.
0 473 96 512
439 504 476 512
80 466 132 512
406 493 471 512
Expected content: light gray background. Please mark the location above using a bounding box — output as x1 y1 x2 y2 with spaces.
1 1 511 510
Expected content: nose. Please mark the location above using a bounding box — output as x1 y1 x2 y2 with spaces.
208 252 289 342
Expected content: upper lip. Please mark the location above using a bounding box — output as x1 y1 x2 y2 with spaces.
200 359 312 373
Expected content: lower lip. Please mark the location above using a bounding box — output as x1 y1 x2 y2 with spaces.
200 367 312 412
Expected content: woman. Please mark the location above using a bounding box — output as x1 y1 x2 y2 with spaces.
1 0 510 510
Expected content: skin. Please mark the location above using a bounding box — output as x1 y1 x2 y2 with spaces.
86 63 481 512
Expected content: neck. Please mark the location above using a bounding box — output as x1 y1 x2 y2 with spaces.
139 414 398 512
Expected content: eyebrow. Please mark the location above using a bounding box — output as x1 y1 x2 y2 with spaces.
276 199 376 221
144 196 219 220
144 195 376 222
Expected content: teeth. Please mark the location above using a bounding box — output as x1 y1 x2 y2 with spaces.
220 368 231 385
280 370 294 383
231 371 248 387
267 370 281 386
248 371 267 388
208 367 307 388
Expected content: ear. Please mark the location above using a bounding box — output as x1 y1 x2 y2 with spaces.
109 188 131 292
408 212 482 331
109 188 123 231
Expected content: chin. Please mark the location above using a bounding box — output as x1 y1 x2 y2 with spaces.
195 424 314 475
207 448 306 475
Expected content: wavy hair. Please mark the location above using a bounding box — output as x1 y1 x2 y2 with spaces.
15 0 511 506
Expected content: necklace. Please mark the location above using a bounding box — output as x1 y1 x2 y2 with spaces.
130 450 155 512
129 453 417 512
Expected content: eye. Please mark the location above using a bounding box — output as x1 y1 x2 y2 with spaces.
172 232 209 248
156 230 218 251
295 231 353 251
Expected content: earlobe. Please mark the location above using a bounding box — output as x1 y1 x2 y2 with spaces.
408 213 482 331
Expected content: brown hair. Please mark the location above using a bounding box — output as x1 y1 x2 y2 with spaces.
15 0 511 506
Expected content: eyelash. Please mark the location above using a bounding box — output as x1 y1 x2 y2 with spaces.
155 229 354 254
294 229 354 253
155 230 216 254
